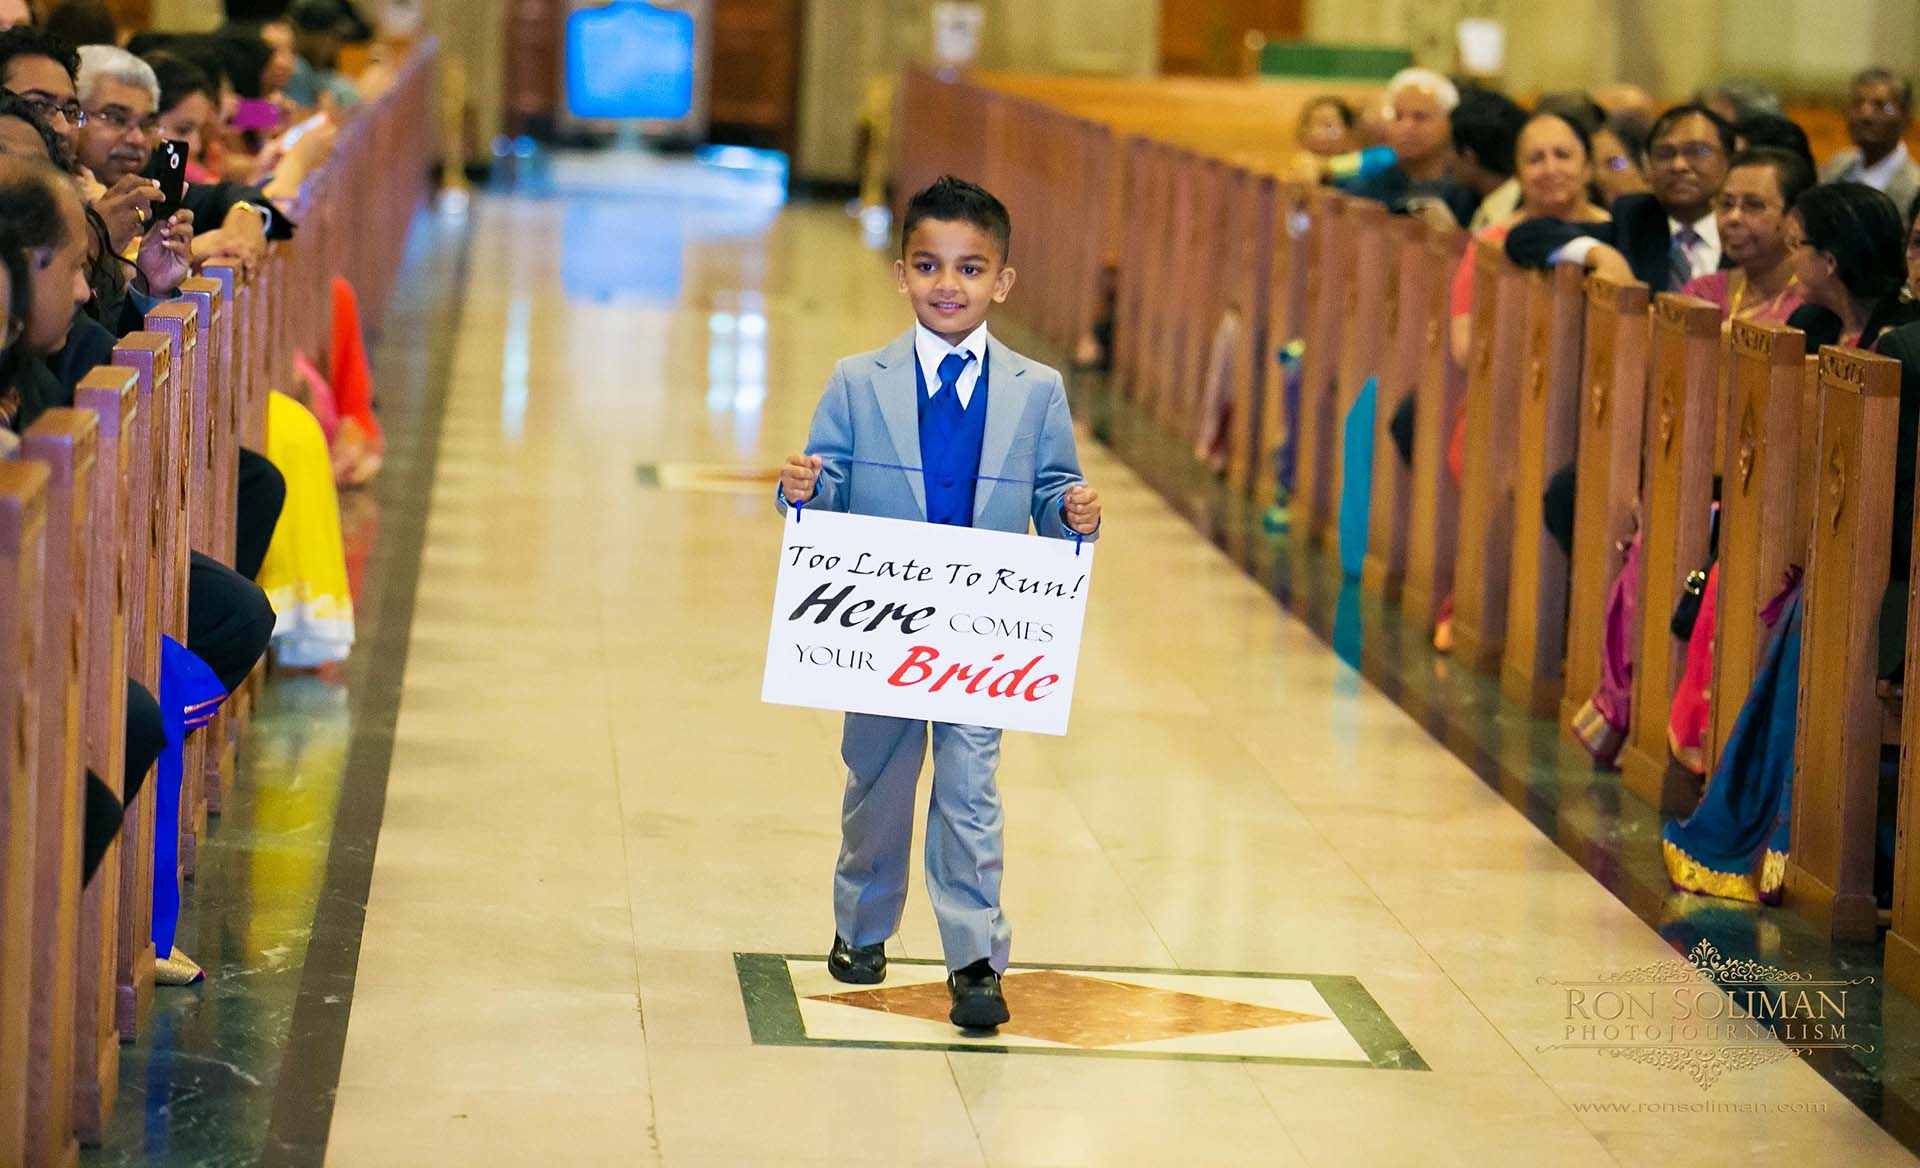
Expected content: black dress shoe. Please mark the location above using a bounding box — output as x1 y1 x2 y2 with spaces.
827 935 887 984
947 959 1010 1029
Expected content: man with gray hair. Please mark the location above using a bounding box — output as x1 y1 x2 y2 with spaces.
76 43 161 188
1820 67 1920 219
1333 66 1477 227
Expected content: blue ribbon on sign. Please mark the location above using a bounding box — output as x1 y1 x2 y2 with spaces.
791 456 1083 555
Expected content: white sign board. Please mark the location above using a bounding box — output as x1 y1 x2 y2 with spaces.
932 2 985 71
763 510 1094 735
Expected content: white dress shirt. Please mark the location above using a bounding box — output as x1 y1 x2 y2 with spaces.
914 321 988 409
1667 212 1722 281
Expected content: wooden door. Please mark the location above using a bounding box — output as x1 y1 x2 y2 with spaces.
1159 0 1306 76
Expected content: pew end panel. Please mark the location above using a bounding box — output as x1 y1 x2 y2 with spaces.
1324 196 1391 550
1450 243 1530 673
21 408 98 1168
1253 182 1310 508
1711 324 1810 772
1618 295 1721 814
1401 228 1469 630
69 370 137 1142
1788 346 1902 941
1362 218 1436 601
111 332 178 1042
0 459 49 1168
1500 263 1588 716
1291 189 1350 547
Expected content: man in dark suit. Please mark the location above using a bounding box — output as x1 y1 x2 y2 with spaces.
1506 103 1735 292
1506 104 1736 555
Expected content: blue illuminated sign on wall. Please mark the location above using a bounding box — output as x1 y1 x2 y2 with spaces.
566 1 697 121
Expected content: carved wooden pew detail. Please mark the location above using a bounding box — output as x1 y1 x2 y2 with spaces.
1500 263 1588 714
21 407 96 1168
0 458 49 1168
1615 295 1721 811
1788 345 1902 941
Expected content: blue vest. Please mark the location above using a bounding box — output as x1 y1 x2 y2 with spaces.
916 352 990 527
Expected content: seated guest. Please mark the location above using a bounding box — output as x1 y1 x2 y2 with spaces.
1592 114 1650 203
1332 68 1476 226
1297 95 1357 158
1681 148 1812 325
1783 181 1920 350
0 159 171 892
284 0 362 113
1507 103 1735 292
1450 109 1610 366
1905 197 1920 298
141 51 273 275
1512 106 1736 561
1449 85 1527 230
1819 68 1920 220
0 24 87 161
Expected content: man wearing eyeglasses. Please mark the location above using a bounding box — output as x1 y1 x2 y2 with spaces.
1504 103 1738 558
1507 103 1736 293
1820 68 1920 222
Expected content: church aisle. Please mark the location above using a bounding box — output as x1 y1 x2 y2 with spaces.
321 156 1911 1167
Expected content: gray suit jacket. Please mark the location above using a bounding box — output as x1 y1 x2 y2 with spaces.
1820 148 1920 219
778 328 1096 542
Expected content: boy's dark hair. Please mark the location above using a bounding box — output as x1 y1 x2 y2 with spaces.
0 26 79 86
1450 86 1527 177
900 175 1012 261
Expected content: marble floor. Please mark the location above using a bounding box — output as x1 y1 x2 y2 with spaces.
305 154 1917 1166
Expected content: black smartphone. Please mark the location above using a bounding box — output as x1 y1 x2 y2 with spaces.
141 139 186 223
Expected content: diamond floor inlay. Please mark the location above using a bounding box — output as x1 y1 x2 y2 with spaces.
737 953 1426 1068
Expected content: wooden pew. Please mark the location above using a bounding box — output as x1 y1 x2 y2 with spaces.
1500 263 1587 714
144 305 207 881
1616 296 1721 812
1222 168 1277 493
0 458 49 1168
179 275 239 815
1253 183 1310 509
1323 197 1391 550
1711 325 1812 771
1290 189 1350 544
69 370 136 1143
22 408 96 1168
1787 345 1902 941
1400 228 1468 632
1449 243 1530 671
1362 218 1438 600
113 331 182 1040
1560 277 1653 739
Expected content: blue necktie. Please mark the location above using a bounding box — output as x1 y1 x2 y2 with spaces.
934 350 972 410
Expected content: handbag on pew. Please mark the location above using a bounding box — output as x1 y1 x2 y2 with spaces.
1669 504 1720 642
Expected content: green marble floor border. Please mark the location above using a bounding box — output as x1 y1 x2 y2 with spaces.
735 952 1428 1070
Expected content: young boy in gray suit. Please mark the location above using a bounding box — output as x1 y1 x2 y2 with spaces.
778 176 1102 1030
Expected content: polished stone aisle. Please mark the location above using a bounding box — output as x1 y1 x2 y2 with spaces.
322 155 1913 1167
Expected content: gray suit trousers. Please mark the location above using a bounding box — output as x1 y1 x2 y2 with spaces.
833 713 1009 972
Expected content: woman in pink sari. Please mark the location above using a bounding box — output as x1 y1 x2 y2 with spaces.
1679 147 1813 325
